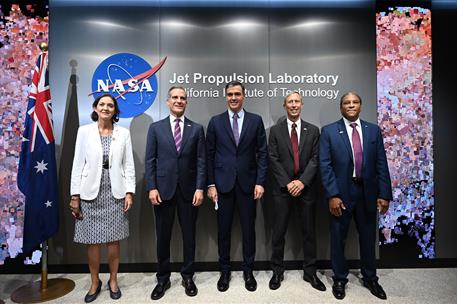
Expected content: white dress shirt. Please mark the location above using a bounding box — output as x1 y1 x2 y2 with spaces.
228 108 245 136
286 118 301 143
169 114 185 137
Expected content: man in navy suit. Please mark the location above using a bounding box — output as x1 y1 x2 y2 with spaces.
145 86 206 300
268 91 325 292
319 92 392 300
206 81 268 292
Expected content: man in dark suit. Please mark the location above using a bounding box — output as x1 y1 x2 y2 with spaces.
268 91 325 292
319 91 392 300
206 81 268 292
145 86 206 300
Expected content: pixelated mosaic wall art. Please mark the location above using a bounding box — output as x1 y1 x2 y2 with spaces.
0 2 49 265
0 1 437 266
376 7 434 258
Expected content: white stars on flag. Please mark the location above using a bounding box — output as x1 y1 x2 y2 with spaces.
44 201 52 208
34 160 48 173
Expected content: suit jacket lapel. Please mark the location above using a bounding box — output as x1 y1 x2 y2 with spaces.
361 120 369 166
279 119 293 158
90 122 103 160
109 124 120 166
298 119 308 153
180 118 192 153
337 118 354 163
238 111 250 146
164 117 178 156
223 111 237 146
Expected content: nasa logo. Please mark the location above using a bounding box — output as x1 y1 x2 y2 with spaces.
90 53 166 118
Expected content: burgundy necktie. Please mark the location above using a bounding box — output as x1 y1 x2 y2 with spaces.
174 118 182 153
350 122 362 178
291 123 300 175
232 113 240 146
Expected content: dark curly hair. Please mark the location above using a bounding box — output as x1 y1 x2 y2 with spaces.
91 94 120 123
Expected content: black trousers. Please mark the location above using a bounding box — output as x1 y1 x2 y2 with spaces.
270 192 317 276
330 181 378 283
218 182 257 273
154 186 198 283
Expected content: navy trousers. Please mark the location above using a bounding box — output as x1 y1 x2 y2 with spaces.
330 181 378 283
154 186 198 283
217 181 257 273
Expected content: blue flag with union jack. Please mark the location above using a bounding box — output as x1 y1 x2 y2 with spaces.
17 52 59 254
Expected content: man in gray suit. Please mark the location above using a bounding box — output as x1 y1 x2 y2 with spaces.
268 91 325 291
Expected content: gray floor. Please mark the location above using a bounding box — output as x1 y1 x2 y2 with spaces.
1 268 456 303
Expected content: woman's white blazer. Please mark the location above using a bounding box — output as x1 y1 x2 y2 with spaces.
70 123 135 200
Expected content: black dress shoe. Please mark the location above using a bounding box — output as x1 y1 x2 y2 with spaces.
332 281 346 300
217 272 231 292
303 273 326 291
151 280 171 300
182 278 198 297
84 280 102 303
269 273 284 290
243 272 257 292
363 280 387 300
108 280 122 300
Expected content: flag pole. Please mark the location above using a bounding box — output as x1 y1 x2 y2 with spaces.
40 240 48 290
10 42 76 303
10 240 76 303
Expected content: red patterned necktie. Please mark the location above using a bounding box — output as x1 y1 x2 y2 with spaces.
291 123 299 175
350 122 362 177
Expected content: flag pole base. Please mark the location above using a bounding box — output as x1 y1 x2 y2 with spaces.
10 278 75 303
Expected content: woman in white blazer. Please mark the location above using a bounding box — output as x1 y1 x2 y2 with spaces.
69 94 135 303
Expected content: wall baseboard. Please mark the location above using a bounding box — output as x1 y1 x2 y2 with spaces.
1 258 456 274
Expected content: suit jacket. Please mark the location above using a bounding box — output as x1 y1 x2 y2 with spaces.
268 118 320 198
70 123 135 200
319 118 392 213
145 116 206 201
206 110 268 194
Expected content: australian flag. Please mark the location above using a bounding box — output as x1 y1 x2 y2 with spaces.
17 52 59 254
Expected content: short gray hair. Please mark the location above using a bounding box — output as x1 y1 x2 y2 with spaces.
168 86 187 98
283 91 303 105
